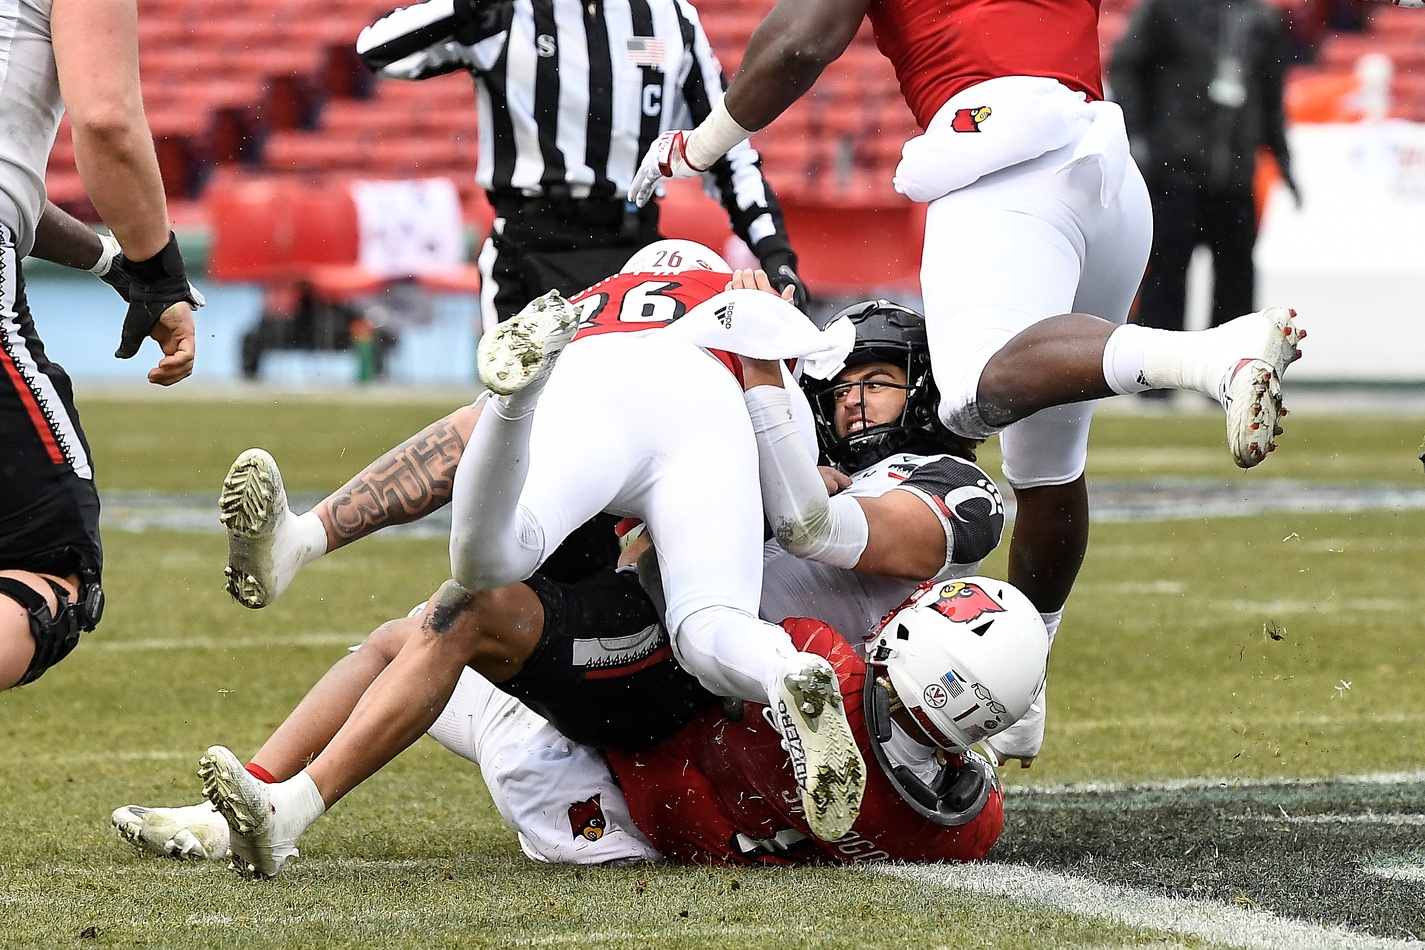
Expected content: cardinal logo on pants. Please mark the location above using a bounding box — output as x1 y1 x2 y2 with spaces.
569 794 608 841
929 582 1005 624
951 106 992 132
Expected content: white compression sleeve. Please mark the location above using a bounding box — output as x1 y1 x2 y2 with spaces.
684 101 755 170
744 385 869 570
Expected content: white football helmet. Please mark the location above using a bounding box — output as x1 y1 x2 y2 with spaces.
868 577 1048 753
619 239 730 275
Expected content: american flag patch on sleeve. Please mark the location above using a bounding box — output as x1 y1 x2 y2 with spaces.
626 36 667 68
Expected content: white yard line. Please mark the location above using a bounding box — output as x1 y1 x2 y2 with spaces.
1232 812 1425 826
877 863 1416 950
1006 769 1425 797
87 632 365 652
1367 866 1425 883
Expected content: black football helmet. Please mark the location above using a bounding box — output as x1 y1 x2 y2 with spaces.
805 299 969 472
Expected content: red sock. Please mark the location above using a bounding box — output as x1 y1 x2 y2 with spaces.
246 762 277 784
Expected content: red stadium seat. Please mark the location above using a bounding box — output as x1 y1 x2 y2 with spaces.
206 175 295 281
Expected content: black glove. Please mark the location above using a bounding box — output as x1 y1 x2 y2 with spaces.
97 232 205 359
760 249 810 315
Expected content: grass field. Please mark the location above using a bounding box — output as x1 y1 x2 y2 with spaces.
1 393 1423 948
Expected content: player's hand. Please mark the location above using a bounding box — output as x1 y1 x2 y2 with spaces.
727 268 794 303
759 251 809 314
145 302 196 386
819 466 851 495
628 131 706 207
102 232 206 361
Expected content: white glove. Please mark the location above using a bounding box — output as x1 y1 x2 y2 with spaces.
628 130 707 207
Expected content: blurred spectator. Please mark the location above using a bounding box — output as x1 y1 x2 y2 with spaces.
242 282 397 380
1326 0 1369 31
1110 0 1300 367
1269 0 1328 63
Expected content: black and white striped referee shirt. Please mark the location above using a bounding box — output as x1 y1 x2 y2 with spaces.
357 0 794 256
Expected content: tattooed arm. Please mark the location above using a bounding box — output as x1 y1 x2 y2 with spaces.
315 403 480 551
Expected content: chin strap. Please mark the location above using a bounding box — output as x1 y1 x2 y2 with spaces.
863 669 996 827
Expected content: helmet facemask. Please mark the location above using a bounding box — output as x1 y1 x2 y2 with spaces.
805 300 951 472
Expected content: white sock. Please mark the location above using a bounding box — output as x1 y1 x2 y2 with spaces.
496 377 548 419
448 399 542 589
293 511 329 562
275 770 328 835
1103 324 1231 400
1038 608 1063 651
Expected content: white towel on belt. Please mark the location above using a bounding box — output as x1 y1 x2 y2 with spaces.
894 76 1130 207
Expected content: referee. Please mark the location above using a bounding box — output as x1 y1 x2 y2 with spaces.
357 0 809 332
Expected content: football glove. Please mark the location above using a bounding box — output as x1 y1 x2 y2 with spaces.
94 232 206 359
760 249 810 315
628 131 707 207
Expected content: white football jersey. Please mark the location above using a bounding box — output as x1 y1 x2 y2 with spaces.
0 0 63 257
758 451 1005 648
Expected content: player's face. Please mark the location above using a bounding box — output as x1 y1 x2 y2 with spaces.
831 361 909 439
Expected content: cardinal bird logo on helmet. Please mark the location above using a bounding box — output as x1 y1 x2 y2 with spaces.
928 582 1006 624
568 794 608 841
951 106 992 132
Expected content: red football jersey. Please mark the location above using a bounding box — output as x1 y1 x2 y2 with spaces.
604 618 1004 865
867 0 1104 129
568 270 743 380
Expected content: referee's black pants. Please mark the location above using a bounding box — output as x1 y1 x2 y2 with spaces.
481 198 662 328
1136 173 1257 331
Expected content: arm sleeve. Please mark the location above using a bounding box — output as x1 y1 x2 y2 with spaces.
744 386 869 570
357 0 503 75
894 457 1005 568
672 0 796 263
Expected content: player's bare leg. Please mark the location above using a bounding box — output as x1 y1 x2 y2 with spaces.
221 405 479 609
201 581 544 877
114 618 414 862
975 308 1305 467
1005 478 1088 615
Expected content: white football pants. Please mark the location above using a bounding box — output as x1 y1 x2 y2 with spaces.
448 330 800 704
922 140 1153 488
427 665 660 865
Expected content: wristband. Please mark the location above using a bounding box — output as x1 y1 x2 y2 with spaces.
126 231 187 283
684 101 755 170
89 234 120 276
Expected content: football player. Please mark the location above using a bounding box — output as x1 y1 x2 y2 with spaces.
627 0 1306 771
114 273 1019 873
131 576 1048 870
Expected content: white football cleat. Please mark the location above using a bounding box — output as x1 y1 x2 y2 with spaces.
220 448 304 609
1213 307 1304 469
477 290 579 398
982 682 1046 767
198 746 300 879
772 653 865 842
111 801 230 861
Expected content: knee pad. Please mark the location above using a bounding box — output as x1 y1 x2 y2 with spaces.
0 576 99 686
998 402 1095 489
